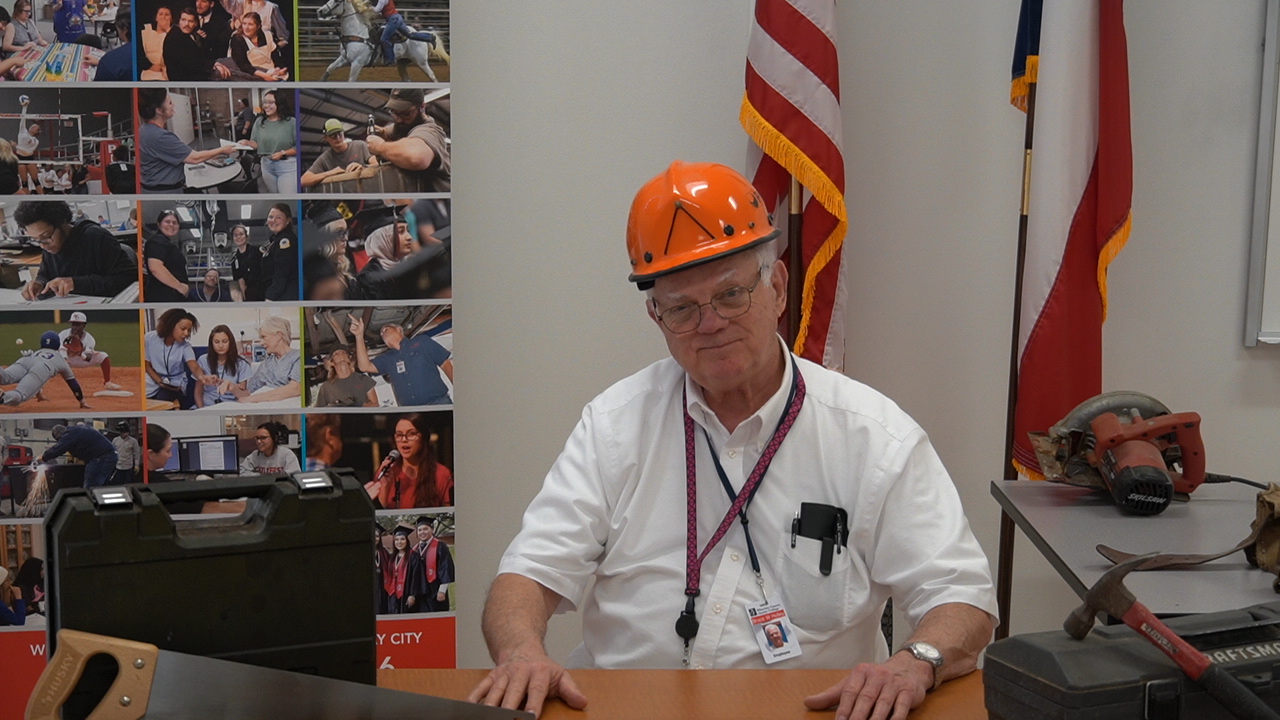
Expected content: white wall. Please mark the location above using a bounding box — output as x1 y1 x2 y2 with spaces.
454 0 1277 668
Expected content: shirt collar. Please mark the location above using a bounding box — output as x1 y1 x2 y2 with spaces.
684 335 794 446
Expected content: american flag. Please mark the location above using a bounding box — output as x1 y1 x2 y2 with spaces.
741 0 847 369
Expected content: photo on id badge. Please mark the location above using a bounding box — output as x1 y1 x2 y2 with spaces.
748 602 801 664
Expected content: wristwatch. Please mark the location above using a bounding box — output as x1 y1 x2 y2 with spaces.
900 641 943 692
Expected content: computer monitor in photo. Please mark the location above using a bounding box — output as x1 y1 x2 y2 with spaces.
177 435 240 474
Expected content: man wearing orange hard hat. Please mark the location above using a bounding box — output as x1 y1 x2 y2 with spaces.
470 161 996 720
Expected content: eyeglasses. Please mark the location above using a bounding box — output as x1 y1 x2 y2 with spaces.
652 268 765 334
30 226 58 245
389 107 416 121
393 431 421 441
254 434 272 441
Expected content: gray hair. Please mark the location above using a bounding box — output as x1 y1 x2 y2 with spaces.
645 238 780 300
259 314 291 342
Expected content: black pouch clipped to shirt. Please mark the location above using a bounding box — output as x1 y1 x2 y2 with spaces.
797 502 849 576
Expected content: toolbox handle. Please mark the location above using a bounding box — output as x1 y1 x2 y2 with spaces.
1199 663 1280 720
26 629 157 720
141 474 291 504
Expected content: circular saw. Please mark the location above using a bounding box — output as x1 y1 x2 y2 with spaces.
1027 391 1206 515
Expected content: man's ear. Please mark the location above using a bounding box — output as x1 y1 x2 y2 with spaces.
646 299 661 326
771 259 788 317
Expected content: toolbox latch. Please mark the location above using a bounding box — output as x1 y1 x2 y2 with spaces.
1145 678 1180 720
89 486 134 509
289 471 336 493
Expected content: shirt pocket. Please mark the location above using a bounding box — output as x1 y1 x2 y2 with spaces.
774 533 859 634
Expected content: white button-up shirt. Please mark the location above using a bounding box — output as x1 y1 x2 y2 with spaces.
499 347 997 669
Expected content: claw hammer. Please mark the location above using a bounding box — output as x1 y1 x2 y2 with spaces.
1065 552 1280 720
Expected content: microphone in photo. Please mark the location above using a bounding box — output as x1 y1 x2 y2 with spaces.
376 449 401 481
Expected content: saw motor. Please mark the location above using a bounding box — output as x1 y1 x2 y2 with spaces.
1028 391 1206 515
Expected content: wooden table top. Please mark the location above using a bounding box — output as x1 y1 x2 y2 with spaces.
378 667 986 720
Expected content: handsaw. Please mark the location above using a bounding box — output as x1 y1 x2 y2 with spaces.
28 629 534 720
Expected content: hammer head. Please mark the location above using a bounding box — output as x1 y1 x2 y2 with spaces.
1063 550 1158 639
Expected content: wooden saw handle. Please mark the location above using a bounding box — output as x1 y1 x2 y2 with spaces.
26 629 158 720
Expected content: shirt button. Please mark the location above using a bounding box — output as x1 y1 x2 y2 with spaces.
727 449 737 458
731 552 741 562
713 603 723 614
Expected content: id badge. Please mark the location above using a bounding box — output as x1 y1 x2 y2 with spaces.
396 360 406 374
747 601 802 664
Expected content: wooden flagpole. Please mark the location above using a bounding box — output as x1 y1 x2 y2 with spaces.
786 176 803 344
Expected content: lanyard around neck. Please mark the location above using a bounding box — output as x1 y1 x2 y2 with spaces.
675 355 805 653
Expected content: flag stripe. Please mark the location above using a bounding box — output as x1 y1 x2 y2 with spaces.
744 69 845 195
1016 0 1097 357
753 0 840 97
744 42 842 161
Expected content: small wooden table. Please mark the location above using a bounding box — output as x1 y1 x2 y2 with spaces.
378 668 986 720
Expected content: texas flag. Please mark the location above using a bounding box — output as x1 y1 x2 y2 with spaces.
1010 0 1133 477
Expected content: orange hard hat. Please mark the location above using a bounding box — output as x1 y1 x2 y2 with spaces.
626 160 778 290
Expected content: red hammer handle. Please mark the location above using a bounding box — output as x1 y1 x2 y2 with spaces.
1119 602 1211 678
1121 603 1280 720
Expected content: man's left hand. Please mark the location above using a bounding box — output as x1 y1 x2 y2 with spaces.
45 277 75 297
803 651 931 720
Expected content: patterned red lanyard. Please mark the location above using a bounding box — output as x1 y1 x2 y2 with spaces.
675 357 805 656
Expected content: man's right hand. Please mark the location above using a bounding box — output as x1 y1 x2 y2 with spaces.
466 650 587 719
20 279 44 301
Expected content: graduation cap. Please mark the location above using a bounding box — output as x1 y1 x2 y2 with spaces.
391 524 414 537
353 203 403 237
414 515 434 528
307 203 343 228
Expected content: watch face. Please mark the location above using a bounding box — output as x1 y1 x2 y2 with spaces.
909 642 943 666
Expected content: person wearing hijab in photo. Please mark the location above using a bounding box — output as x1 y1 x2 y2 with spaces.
354 210 416 300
